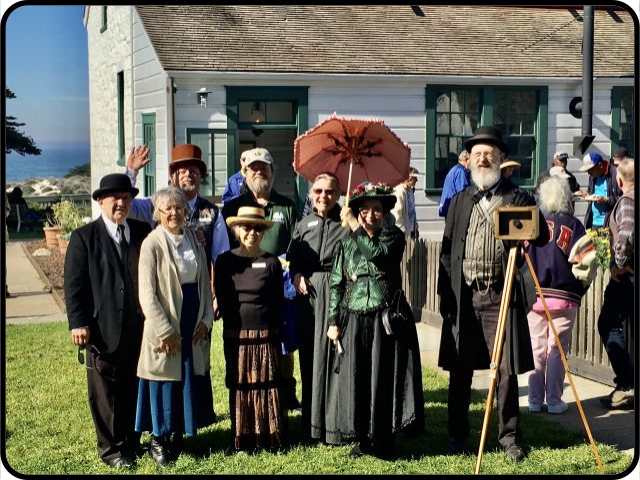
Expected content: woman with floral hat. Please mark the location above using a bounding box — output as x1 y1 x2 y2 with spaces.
326 182 424 459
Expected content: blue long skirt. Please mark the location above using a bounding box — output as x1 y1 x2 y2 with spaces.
135 283 216 437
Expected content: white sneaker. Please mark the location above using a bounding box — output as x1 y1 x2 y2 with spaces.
528 402 542 413
547 402 568 414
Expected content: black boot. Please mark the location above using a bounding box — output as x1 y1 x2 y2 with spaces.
286 377 302 412
167 432 183 460
150 436 170 467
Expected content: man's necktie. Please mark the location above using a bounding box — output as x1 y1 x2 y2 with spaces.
118 224 129 262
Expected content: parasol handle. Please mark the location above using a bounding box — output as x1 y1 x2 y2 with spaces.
341 158 355 228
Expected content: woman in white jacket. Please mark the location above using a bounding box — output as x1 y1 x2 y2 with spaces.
135 187 215 466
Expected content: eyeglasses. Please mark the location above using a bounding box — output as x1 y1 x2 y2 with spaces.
239 224 266 233
158 206 184 215
312 188 335 195
471 152 497 161
359 207 383 215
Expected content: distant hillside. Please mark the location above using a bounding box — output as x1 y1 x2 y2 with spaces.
6 175 91 196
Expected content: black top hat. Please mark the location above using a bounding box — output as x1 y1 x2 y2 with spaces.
92 173 140 200
464 125 510 157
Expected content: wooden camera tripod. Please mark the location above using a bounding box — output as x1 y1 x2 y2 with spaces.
474 244 604 474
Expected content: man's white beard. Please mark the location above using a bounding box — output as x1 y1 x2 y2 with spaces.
181 183 197 193
248 176 272 195
471 163 501 191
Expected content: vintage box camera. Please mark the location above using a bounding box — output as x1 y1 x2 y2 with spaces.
493 206 539 240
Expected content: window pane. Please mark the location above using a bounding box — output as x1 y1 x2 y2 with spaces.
449 137 463 157
495 92 507 113
465 92 479 112
508 114 521 136
465 114 478 135
436 92 450 112
450 114 465 136
520 92 536 114
239 102 255 122
266 101 294 123
437 113 450 135
450 91 462 113
522 115 534 135
436 137 448 158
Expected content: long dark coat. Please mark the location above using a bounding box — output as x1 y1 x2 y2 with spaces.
437 178 548 375
64 217 151 355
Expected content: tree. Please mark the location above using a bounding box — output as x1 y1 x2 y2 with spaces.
6 87 42 156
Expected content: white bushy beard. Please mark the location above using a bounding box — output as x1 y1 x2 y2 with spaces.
247 175 273 195
470 162 501 191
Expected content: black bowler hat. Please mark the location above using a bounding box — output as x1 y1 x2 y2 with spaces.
92 173 140 201
464 125 510 157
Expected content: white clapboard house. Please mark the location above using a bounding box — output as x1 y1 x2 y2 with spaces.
84 5 634 238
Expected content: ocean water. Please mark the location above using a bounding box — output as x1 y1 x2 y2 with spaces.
5 144 90 182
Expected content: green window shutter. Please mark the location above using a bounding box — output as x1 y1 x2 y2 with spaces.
100 6 107 33
611 87 634 158
116 71 125 166
142 113 156 195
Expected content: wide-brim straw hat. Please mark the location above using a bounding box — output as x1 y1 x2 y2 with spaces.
500 159 521 170
225 206 274 228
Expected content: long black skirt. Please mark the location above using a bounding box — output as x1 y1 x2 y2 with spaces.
325 309 424 445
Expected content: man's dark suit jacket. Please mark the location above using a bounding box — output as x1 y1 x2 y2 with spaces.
64 217 152 356
436 178 549 375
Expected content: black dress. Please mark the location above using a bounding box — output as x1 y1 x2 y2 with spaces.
214 250 286 451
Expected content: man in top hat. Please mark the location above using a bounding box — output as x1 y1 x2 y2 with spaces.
126 144 229 268
535 151 581 193
579 152 622 229
437 125 548 462
64 173 152 469
221 147 301 410
391 167 421 238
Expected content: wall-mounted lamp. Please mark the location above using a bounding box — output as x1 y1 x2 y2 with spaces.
197 88 210 108
252 128 264 137
249 102 266 123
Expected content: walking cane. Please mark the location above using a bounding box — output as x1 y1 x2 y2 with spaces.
474 246 519 474
523 252 604 473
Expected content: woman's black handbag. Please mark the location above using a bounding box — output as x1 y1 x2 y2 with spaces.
382 289 413 335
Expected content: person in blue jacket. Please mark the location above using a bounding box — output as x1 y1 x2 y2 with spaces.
439 150 470 218
222 149 250 204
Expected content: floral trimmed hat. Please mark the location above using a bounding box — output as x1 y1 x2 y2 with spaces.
348 181 397 213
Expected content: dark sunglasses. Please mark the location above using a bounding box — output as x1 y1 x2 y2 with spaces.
77 344 101 365
240 224 266 233
312 188 335 195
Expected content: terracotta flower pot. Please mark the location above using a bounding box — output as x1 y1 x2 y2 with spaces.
57 235 70 255
43 226 64 249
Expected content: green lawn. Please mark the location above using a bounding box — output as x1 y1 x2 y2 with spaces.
4 321 632 475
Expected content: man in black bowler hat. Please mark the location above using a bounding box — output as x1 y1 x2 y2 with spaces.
64 173 151 469
437 125 548 462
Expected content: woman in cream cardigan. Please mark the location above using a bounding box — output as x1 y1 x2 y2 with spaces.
135 187 215 466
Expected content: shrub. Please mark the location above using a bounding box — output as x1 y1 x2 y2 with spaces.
51 201 85 239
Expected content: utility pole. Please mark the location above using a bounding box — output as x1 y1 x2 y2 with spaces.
571 6 595 156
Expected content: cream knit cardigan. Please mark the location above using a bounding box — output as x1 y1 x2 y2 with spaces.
137 225 214 381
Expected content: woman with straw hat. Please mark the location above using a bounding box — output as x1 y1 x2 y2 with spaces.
214 206 286 453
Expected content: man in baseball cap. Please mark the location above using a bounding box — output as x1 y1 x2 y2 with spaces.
580 152 622 229
535 151 581 192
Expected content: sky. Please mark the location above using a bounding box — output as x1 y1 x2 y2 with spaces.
4 4 88 147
